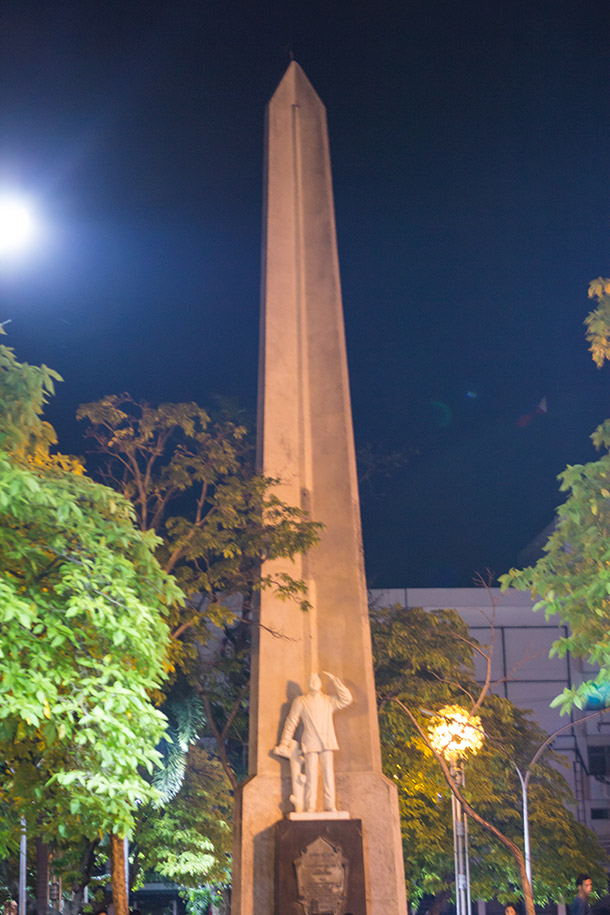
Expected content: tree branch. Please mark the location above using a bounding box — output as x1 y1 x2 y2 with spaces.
196 686 237 791
221 680 250 741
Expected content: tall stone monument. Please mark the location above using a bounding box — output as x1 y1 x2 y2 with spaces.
232 62 407 915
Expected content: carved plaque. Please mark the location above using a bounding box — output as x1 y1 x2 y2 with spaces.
294 835 348 915
276 818 366 915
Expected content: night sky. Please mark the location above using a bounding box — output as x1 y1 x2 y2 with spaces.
1 1 609 588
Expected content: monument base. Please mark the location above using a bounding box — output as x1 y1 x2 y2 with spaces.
288 810 350 820
233 770 406 915
276 818 367 915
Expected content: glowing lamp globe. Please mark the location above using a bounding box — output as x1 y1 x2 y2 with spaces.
429 704 484 762
0 195 37 258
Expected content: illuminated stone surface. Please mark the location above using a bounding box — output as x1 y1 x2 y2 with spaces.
231 62 406 914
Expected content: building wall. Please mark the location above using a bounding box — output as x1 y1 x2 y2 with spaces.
370 587 610 853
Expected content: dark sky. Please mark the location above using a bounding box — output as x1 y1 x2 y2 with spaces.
0 1 609 587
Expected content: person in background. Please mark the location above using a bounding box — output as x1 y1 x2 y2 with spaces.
505 903 519 915
572 874 593 915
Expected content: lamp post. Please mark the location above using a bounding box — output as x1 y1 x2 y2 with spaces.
514 708 610 890
430 705 484 915
19 817 26 915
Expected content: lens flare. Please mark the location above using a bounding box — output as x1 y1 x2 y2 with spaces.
0 195 36 257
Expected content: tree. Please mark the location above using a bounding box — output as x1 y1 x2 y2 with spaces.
371 603 608 914
77 394 322 787
502 278 610 713
0 345 182 915
119 687 232 904
70 394 320 910
131 746 232 891
584 276 610 368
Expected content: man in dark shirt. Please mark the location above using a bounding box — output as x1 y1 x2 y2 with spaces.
572 874 593 915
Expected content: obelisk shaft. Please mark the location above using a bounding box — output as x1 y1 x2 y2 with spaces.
233 62 406 915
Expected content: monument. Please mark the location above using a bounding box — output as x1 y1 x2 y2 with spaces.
232 62 407 914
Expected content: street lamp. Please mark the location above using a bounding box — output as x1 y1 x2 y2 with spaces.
0 193 37 259
430 705 484 915
514 707 610 890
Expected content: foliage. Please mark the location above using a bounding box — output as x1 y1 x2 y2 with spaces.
132 747 231 890
356 441 413 489
50 740 231 910
0 346 182 847
49 835 101 907
153 687 207 804
77 394 320 644
371 604 608 908
77 394 322 785
180 884 227 915
501 422 610 713
502 277 610 713
584 277 610 368
0 341 62 458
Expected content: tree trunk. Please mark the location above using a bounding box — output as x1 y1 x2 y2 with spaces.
428 888 450 915
197 686 238 790
69 838 99 915
109 834 128 915
35 837 49 915
65 890 83 915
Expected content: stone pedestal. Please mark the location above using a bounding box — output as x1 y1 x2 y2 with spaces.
276 819 366 915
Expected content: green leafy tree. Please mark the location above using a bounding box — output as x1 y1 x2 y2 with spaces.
112 688 232 915
371 603 608 914
152 687 207 804
77 394 322 787
0 345 182 915
47 626 226 911
131 746 231 891
584 276 610 368
502 278 610 713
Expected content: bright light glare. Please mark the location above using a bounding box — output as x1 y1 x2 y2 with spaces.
429 704 484 762
0 195 37 257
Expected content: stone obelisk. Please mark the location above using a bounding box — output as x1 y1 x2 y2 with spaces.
232 62 406 915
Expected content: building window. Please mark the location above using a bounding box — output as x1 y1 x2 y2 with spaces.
591 808 610 820
588 746 610 778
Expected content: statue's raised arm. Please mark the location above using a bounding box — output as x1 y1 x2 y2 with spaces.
321 670 352 710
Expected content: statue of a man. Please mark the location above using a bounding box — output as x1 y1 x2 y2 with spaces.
274 671 352 812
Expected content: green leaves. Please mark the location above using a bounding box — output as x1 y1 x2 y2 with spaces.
0 349 185 852
132 746 231 890
585 278 610 368
372 604 608 906
74 391 322 877
0 345 62 457
77 393 322 785
78 395 322 659
501 427 610 711
501 276 610 711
